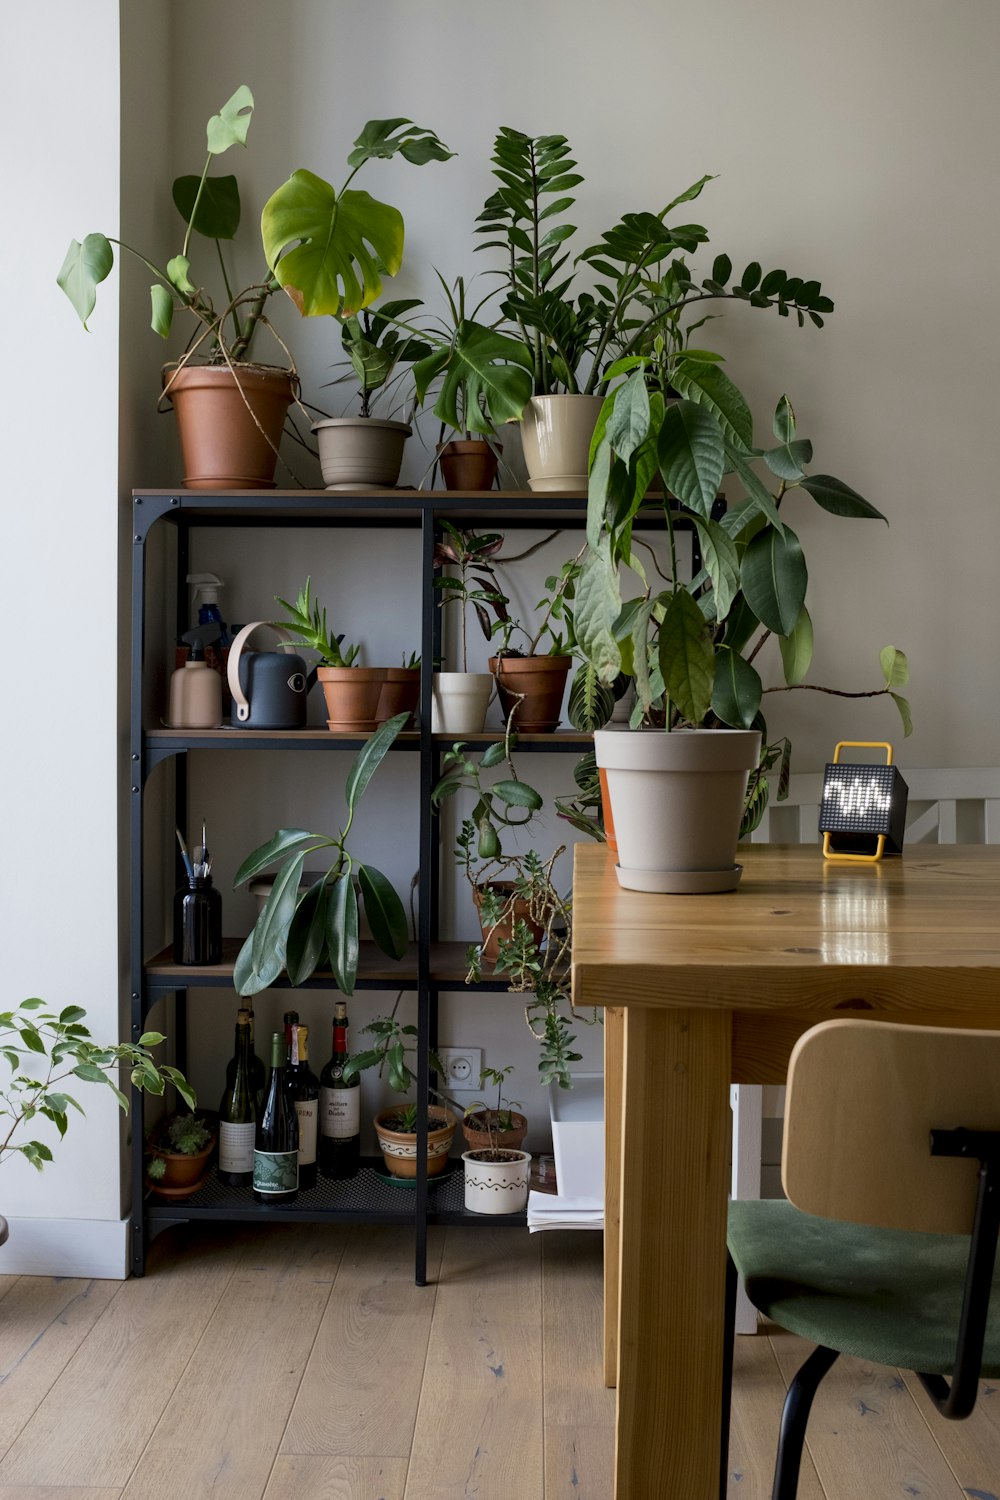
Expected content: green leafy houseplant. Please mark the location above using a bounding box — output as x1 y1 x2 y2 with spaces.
0 1000 194 1173
145 1114 213 1182
330 300 430 420
273 576 360 668
462 1065 526 1158
432 522 509 673
233 715 411 996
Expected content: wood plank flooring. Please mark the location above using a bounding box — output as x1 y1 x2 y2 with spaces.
0 1225 994 1498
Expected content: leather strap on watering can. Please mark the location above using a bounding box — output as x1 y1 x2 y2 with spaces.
226 621 297 724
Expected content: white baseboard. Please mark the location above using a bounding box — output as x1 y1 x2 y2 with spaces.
0 1216 129 1279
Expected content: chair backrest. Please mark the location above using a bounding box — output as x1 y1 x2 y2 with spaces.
782 1019 1000 1234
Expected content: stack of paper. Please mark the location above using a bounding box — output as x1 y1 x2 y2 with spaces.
527 1189 603 1232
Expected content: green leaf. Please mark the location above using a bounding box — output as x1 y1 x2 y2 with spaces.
799 474 887 523
606 371 650 465
262 171 405 318
890 692 913 737
880 646 909 687
285 882 328 986
358 865 409 960
692 518 740 622
725 447 785 534
779 604 814 685
149 284 173 338
480 740 510 770
58 1006 87 1024
711 253 732 286
658 589 715 726
327 870 360 995
740 261 762 292
773 394 796 444
19 1028 46 1055
57 233 114 328
166 255 196 295
172 173 241 240
429 320 532 432
492 780 544 810
586 435 612 552
347 118 453 169
741 525 808 636
567 664 615 732
206 85 254 155
764 438 813 483
344 714 408 816
138 1031 166 1047
251 852 304 974
234 829 317 887
670 360 753 450
711 648 762 728
575 538 622 684
657 400 725 519
72 1062 108 1084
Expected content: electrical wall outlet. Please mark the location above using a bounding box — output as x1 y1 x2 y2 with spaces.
437 1046 483 1090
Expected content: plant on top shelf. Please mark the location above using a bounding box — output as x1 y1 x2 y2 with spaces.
232 715 411 996
341 1010 459 1179
0 998 194 1174
431 735 594 1090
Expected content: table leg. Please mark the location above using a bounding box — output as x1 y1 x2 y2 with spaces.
615 1005 732 1500
604 1005 625 1387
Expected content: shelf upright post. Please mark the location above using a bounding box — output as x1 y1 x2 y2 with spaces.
414 504 440 1284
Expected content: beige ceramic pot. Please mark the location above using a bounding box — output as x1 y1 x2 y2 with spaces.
312 417 410 490
374 1106 457 1179
520 394 603 492
431 672 493 735
163 363 294 490
594 727 762 894
318 666 387 732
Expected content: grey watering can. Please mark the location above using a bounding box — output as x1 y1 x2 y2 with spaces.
226 622 318 729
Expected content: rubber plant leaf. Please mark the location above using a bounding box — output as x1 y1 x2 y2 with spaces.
344 714 408 817
206 85 254 155
284 881 328 987
740 524 808 637
57 233 114 328
234 928 283 997
658 588 715 726
251 851 304 974
172 173 241 240
711 646 763 729
234 829 317 887
779 604 814 686
261 171 405 318
327 869 360 996
357 864 409 960
657 399 725 519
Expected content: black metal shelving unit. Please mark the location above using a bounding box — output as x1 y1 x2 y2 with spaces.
128 488 614 1279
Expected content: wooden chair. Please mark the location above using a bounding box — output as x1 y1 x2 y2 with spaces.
726 1018 1000 1500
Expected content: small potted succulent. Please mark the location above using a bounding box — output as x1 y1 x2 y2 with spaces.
145 1112 217 1198
341 1010 458 1179
273 577 384 731
431 523 509 734
461 1066 531 1215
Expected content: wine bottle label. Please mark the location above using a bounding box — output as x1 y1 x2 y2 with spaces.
252 1149 298 1194
295 1101 318 1166
219 1121 255 1174
321 1085 360 1139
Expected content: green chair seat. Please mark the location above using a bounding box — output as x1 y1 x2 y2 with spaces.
728 1198 1000 1376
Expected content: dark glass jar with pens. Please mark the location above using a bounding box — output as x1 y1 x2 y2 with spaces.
173 874 222 964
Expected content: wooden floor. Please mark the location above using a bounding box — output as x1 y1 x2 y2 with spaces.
0 1223 994 1499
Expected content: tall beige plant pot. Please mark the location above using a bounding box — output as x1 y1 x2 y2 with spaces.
520 394 603 492
594 727 761 893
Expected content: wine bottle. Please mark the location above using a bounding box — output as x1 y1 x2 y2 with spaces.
319 1001 361 1179
226 1001 266 1106
253 1031 299 1204
282 1009 300 1061
287 1023 320 1190
218 1007 257 1186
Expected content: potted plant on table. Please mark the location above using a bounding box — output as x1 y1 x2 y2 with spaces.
576 359 911 892
461 1066 531 1216
341 1010 458 1179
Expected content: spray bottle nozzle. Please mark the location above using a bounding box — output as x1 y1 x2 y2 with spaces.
187 573 224 608
181 624 223 661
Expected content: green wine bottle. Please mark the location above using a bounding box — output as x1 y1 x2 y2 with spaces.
226 1001 266 1107
219 1007 257 1186
253 1031 299 1204
319 1001 360 1179
288 1023 320 1191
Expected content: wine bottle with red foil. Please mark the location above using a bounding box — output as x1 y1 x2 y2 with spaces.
287 1022 319 1191
319 1001 360 1179
253 1031 299 1204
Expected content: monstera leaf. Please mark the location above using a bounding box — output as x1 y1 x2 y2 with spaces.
261 170 405 317
414 320 532 433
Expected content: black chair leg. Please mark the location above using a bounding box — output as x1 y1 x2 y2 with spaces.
772 1344 839 1500
720 1253 738 1500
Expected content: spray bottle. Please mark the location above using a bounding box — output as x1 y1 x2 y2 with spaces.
168 625 223 728
187 574 229 645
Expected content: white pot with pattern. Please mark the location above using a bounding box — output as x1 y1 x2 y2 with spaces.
462 1148 531 1215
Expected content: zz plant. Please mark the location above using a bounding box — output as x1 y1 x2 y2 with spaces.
233 715 410 996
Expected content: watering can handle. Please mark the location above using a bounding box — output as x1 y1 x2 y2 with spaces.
227 622 294 723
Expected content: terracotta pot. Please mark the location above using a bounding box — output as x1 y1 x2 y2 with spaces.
162 363 294 490
599 767 618 858
438 439 500 492
145 1116 218 1198
376 667 421 727
462 1148 531 1215
374 1106 457 1179
431 672 493 735
312 417 410 490
594 727 761 893
473 881 545 966
520 394 603 493
461 1110 528 1154
318 666 387 732
489 655 572 732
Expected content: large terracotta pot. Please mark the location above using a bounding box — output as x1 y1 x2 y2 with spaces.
312 417 410 490
163 363 294 490
594 727 761 893
520 394 603 492
318 666 387 732
438 439 500 492
473 880 545 966
374 1106 457 1179
376 667 421 728
489 655 572 732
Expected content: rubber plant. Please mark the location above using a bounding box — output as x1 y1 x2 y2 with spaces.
232 714 411 996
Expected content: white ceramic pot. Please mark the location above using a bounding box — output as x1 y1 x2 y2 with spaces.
311 417 410 490
520 394 603 492
594 727 762 893
431 672 493 734
462 1149 531 1215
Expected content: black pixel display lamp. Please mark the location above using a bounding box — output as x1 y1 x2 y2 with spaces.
819 741 909 862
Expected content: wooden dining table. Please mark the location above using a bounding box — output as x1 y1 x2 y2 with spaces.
571 841 1000 1500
